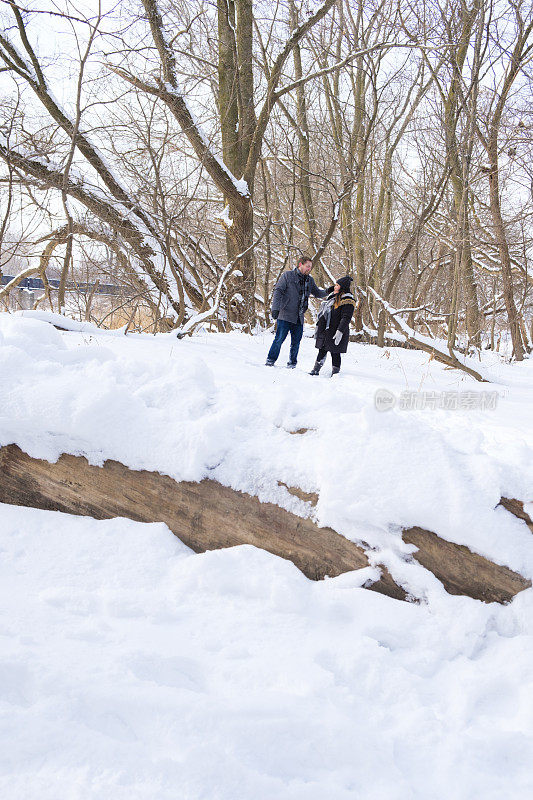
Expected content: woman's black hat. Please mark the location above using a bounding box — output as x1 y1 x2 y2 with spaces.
336 275 353 293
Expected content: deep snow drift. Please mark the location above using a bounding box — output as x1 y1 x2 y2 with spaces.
1 504 532 800
1 311 532 597
1 312 532 798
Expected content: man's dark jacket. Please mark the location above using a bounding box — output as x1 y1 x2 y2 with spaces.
271 268 328 324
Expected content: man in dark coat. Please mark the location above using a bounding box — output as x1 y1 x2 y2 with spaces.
265 256 329 368
310 275 356 376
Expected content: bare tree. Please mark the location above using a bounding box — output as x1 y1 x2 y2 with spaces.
477 0 533 360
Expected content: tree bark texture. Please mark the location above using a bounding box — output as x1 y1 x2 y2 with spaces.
0 444 530 605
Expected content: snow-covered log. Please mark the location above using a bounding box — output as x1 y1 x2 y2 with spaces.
403 526 530 604
0 445 530 605
0 445 404 601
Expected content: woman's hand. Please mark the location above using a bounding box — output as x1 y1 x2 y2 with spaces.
334 330 343 346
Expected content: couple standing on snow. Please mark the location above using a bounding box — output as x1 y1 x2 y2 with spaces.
265 256 356 376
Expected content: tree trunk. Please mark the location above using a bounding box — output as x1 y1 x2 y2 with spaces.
289 1 319 268
486 157 525 359
443 0 483 348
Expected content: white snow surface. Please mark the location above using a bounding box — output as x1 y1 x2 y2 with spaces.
1 312 533 797
1 312 532 588
1 505 532 799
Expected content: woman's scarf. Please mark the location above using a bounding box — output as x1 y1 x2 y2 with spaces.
316 292 336 330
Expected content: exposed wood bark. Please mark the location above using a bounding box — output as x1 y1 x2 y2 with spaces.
499 497 533 535
403 526 530 604
277 481 319 507
1 444 530 605
0 444 403 600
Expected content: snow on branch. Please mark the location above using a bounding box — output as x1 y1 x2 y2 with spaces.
368 288 489 383
312 178 354 273
0 142 180 313
109 66 249 205
175 224 270 338
0 265 42 301
0 28 167 248
129 0 250 205
0 31 37 82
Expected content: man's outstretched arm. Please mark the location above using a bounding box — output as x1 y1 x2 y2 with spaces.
309 277 333 299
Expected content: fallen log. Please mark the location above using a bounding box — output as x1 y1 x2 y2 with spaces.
0 444 530 604
368 287 488 382
0 444 404 601
349 329 420 351
277 479 531 604
403 527 529 605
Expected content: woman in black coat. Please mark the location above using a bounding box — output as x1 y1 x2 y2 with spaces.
310 275 356 376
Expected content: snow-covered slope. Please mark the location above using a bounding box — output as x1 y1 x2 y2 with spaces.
0 312 532 596
1 504 532 800
1 312 532 798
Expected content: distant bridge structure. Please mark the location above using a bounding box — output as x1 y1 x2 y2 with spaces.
1 275 125 296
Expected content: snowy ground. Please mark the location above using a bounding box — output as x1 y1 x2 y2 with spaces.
1 312 533 798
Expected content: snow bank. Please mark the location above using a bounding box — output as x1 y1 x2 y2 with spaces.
1 312 533 796
1 504 531 799
1 312 532 597
15 309 127 335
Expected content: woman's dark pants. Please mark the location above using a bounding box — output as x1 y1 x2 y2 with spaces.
317 347 341 368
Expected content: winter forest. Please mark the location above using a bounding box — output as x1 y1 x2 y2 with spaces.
1 2 533 799
0 0 531 355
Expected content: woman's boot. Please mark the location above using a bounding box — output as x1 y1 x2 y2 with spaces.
331 366 340 376
310 356 326 375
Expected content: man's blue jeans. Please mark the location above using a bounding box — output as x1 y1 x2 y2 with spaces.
267 319 303 365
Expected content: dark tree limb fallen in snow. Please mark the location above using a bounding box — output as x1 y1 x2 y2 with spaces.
367 288 489 383
498 498 533 535
1 445 530 604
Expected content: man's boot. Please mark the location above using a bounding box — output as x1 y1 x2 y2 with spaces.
310 356 326 376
